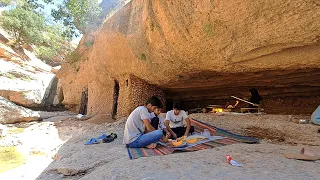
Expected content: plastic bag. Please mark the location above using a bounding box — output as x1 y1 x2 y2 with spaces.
311 106 320 125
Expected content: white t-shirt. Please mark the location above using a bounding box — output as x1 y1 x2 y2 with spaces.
165 110 188 128
150 112 166 130
123 106 151 144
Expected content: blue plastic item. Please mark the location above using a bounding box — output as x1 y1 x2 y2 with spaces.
311 106 320 125
97 134 109 139
84 138 100 145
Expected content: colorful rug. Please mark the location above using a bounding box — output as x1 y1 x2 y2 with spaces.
126 119 259 159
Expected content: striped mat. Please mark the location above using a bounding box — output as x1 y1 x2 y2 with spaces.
126 119 259 159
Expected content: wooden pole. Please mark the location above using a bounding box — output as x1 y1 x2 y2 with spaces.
231 96 255 105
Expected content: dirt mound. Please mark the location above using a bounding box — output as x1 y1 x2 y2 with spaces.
245 126 286 142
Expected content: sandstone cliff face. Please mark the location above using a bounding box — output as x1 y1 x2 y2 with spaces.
0 96 40 124
0 30 63 108
58 0 320 116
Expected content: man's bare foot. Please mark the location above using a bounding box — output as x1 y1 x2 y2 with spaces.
146 143 157 149
161 136 169 143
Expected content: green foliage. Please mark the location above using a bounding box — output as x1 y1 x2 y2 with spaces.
0 0 46 11
66 50 81 64
51 0 102 37
0 1 74 62
84 40 94 48
35 25 72 62
202 23 215 38
0 0 86 64
140 53 147 61
0 0 11 7
21 75 33 81
150 21 155 31
7 73 16 79
0 7 45 45
35 46 56 61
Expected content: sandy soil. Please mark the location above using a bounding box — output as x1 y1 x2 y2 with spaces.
31 113 320 180
1 113 319 179
188 113 320 146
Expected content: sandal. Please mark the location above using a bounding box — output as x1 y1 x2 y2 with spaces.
102 133 117 143
97 134 109 139
84 138 100 145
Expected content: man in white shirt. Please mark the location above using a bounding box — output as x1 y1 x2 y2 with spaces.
150 108 170 142
165 102 194 139
123 96 164 149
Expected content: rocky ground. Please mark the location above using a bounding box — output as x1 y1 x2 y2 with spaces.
1 113 320 180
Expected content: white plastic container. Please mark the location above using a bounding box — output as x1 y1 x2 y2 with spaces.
202 129 211 137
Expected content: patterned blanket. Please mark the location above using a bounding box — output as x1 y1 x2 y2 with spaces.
127 119 259 159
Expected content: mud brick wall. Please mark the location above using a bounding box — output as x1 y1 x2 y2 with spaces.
117 75 165 117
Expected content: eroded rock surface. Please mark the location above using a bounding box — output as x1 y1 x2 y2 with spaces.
58 0 320 115
0 96 40 124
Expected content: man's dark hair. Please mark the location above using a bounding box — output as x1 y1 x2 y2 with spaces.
146 96 163 108
173 102 181 110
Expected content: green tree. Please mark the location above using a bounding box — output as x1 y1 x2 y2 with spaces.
0 0 75 63
35 24 73 63
0 0 11 7
0 7 45 45
0 0 39 9
51 0 102 37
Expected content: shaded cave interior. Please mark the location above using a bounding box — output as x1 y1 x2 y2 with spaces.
78 68 320 116
162 68 320 115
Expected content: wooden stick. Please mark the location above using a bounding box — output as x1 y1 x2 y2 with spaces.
231 96 255 105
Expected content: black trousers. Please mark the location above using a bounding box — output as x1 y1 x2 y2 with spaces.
150 117 160 130
150 117 166 135
170 126 194 139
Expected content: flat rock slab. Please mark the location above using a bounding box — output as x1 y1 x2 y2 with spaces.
0 96 40 124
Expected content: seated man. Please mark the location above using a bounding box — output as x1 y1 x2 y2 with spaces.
165 102 194 139
150 108 170 142
249 88 263 108
123 96 164 149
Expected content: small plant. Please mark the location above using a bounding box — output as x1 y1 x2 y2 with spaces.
7 73 15 79
66 51 81 64
84 40 94 48
70 80 73 84
150 21 155 31
202 23 215 38
210 0 215 6
21 76 33 82
140 53 147 61
76 67 80 72
35 46 56 62
7 39 16 46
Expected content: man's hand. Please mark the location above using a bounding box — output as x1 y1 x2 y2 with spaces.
166 132 171 138
165 120 175 139
172 132 178 139
184 118 192 137
143 119 155 133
